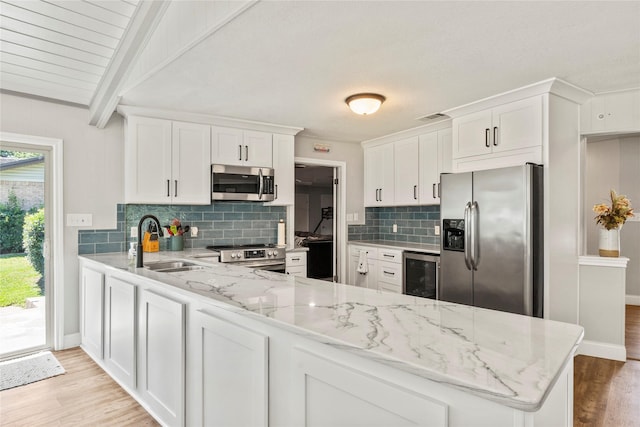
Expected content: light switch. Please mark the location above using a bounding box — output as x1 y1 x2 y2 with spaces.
434 225 440 236
392 224 397 233
66 213 92 227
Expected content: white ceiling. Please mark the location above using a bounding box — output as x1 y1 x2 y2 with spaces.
2 1 639 143
0 0 139 105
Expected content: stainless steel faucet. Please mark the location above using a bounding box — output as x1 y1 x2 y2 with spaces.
136 214 164 268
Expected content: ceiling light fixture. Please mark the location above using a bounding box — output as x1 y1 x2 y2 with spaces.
345 93 386 115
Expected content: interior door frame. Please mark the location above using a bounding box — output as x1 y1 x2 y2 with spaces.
0 132 65 351
293 157 347 283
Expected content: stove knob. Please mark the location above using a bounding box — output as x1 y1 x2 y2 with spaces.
268 250 273 256
236 252 242 259
230 253 237 259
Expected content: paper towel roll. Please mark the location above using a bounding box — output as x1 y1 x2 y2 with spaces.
277 219 286 246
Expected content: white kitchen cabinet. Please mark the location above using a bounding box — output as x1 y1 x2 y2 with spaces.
376 248 403 294
418 128 452 205
211 126 273 168
581 89 640 134
104 276 136 389
267 134 295 205
80 266 104 360
124 116 211 204
190 309 268 427
348 245 378 289
364 143 394 206
291 347 447 427
394 137 420 205
139 289 186 427
451 96 543 170
286 251 307 277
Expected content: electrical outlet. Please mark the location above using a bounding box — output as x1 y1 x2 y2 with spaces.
130 227 137 238
434 225 440 236
392 224 398 233
190 226 198 237
66 213 92 227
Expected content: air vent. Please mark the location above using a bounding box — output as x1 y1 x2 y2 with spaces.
417 112 450 122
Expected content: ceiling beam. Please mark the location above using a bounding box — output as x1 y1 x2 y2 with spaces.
88 1 170 129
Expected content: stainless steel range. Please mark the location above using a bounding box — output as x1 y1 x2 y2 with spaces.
207 244 286 272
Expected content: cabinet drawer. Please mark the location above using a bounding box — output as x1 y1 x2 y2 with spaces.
349 246 378 260
286 266 307 277
377 261 402 286
377 248 403 264
379 281 402 294
286 252 307 267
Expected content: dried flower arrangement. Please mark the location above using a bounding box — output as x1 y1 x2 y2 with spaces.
593 189 634 230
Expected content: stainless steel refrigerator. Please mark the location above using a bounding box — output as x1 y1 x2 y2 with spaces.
439 164 543 317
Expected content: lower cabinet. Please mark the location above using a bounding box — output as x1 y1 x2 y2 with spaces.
80 266 104 360
189 309 268 427
286 251 307 277
349 246 378 289
348 245 403 294
291 347 447 427
104 276 136 389
139 289 186 427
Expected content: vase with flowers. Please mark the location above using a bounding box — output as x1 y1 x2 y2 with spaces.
593 190 634 257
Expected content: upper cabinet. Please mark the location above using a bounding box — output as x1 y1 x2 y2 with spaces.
581 89 640 135
211 126 272 168
451 96 543 170
266 134 295 206
124 116 211 205
364 143 395 206
363 125 452 207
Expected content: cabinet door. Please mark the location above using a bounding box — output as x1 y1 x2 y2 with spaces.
190 310 268 427
365 144 395 206
590 90 640 132
172 121 211 204
244 130 273 167
394 137 419 205
451 109 492 159
437 128 453 174
124 116 172 203
211 126 244 166
292 347 447 427
419 132 440 204
268 134 294 205
104 276 136 388
492 96 543 153
139 289 186 427
81 266 104 360
349 256 377 289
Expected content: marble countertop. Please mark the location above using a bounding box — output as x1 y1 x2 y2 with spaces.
80 250 583 412
349 240 441 254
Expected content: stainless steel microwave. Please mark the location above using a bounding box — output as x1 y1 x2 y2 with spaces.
211 164 275 201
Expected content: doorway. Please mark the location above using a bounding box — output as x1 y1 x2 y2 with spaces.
293 158 347 282
0 133 63 360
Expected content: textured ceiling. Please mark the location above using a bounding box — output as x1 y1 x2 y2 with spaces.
0 0 139 105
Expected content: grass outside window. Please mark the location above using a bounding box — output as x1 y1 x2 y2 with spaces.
0 253 41 307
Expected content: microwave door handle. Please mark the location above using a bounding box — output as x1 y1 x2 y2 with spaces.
258 168 264 200
463 202 472 271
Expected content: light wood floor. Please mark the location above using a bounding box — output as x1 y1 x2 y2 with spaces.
1 306 640 426
0 347 158 426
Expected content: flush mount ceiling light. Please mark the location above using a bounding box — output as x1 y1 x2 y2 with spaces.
345 93 386 115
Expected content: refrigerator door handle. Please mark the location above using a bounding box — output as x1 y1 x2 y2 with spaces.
464 202 473 271
470 201 480 270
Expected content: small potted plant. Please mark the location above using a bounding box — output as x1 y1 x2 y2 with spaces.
593 190 634 257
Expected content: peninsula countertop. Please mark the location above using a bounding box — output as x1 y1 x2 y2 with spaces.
80 251 583 412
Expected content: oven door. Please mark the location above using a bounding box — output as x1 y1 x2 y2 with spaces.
232 259 286 273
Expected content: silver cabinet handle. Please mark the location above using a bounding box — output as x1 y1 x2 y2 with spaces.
432 183 436 199
493 127 498 146
167 180 170 197
245 145 249 161
174 180 178 197
464 202 472 271
274 184 278 200
379 188 382 201
485 128 490 148
413 185 417 200
238 145 242 161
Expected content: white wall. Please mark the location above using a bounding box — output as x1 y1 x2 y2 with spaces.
584 136 640 299
0 93 124 340
294 136 364 224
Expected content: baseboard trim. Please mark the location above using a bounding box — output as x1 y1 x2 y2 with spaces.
62 333 81 349
626 295 640 306
577 340 626 362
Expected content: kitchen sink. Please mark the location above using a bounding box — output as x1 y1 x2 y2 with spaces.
144 260 204 273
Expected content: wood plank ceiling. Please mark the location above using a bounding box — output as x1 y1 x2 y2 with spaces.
0 0 139 105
